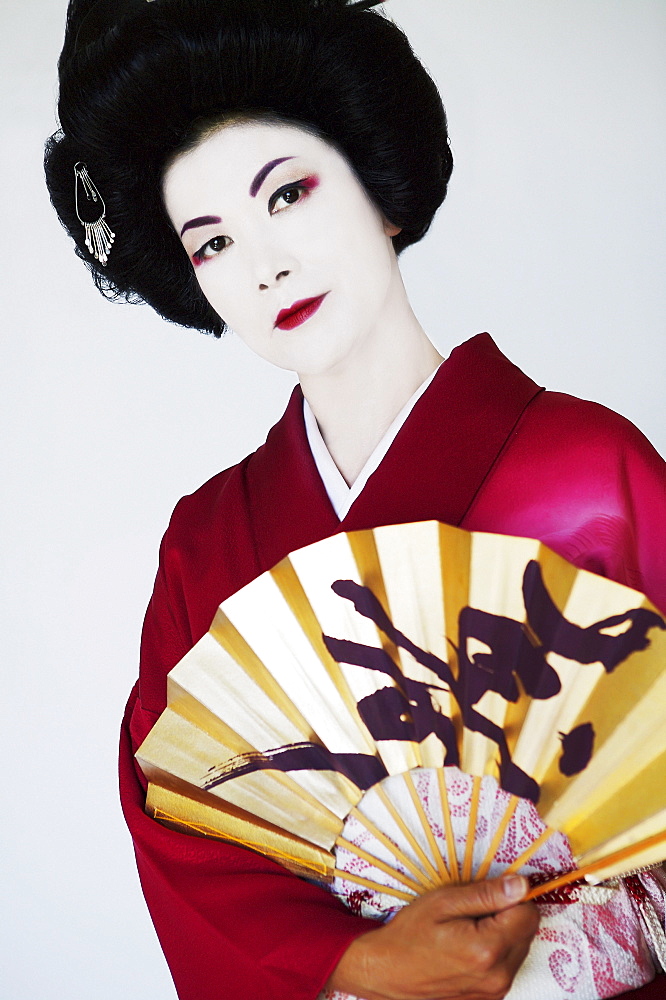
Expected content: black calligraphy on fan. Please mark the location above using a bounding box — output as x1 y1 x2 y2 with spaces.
203 561 664 803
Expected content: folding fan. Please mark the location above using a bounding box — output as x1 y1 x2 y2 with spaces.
136 521 666 909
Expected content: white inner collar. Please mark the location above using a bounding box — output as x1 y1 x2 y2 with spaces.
303 365 441 521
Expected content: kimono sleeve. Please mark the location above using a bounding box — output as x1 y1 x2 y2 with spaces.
119 527 373 1000
467 392 666 613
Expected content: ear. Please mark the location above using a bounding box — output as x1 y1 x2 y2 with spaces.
383 219 402 238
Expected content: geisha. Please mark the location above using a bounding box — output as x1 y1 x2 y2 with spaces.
45 1 666 997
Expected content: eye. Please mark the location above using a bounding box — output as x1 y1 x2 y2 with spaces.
269 180 310 214
192 234 232 265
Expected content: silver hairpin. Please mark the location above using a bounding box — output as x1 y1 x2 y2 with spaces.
74 162 115 266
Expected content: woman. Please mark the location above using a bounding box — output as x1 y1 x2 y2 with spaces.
46 1 666 997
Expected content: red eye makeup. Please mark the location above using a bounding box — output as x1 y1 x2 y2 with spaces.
268 175 320 213
191 235 229 266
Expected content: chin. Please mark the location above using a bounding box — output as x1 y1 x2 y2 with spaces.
265 335 346 379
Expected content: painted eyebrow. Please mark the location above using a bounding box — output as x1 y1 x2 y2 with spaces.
249 157 295 197
180 215 222 238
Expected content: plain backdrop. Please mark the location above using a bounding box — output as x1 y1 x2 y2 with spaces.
2 2 664 997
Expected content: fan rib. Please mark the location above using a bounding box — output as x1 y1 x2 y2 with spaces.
524 869 578 901
475 795 520 882
524 828 666 900
335 836 426 895
376 785 441 887
437 768 460 881
503 827 555 876
150 804 330 879
333 868 418 904
349 807 434 890
462 776 482 882
404 772 452 883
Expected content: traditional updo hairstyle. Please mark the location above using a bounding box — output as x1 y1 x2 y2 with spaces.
45 0 453 336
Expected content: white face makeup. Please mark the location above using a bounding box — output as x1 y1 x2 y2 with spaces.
163 121 401 377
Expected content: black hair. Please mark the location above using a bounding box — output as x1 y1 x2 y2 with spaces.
45 0 453 336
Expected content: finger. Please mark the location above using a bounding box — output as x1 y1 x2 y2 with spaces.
474 901 540 969
490 899 540 938
438 923 535 1000
478 901 540 958
501 923 539 980
429 875 530 922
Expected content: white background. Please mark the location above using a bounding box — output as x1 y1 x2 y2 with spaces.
2 1 664 996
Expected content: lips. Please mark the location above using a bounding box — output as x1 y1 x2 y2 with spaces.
274 293 328 331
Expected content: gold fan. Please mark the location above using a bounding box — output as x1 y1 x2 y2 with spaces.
136 521 666 903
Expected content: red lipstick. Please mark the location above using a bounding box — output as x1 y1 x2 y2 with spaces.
274 293 328 330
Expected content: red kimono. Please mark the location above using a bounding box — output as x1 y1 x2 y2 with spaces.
120 334 666 999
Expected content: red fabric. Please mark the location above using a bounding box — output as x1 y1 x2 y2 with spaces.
622 982 666 999
120 333 666 998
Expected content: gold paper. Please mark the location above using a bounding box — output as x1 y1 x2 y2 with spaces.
146 782 334 882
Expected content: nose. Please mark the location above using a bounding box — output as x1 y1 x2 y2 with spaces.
258 268 290 291
252 235 298 291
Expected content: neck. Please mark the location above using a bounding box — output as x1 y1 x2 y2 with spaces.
299 268 443 485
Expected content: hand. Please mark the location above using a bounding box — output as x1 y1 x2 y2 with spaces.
327 876 539 1000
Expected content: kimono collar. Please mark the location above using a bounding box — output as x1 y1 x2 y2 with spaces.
244 333 543 573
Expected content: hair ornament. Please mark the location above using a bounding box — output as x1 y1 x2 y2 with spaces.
74 162 115 266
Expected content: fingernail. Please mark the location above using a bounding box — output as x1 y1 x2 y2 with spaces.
502 875 528 901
